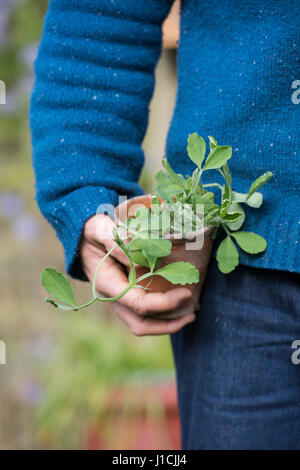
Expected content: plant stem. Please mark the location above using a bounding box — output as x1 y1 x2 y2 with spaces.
95 282 135 303
75 297 98 310
182 170 202 203
92 235 137 303
218 166 233 203
92 244 117 298
222 224 231 236
202 183 223 191
135 271 155 284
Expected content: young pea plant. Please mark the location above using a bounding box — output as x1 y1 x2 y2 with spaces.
41 217 200 311
154 133 273 274
41 133 272 311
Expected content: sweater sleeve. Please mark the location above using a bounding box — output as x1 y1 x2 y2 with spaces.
30 0 172 280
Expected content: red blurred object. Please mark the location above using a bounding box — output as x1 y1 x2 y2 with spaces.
86 382 181 450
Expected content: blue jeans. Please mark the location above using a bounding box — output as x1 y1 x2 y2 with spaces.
170 260 300 450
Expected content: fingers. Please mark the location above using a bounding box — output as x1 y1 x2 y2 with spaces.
83 213 131 267
94 263 192 313
82 241 133 297
82 214 194 317
120 286 193 316
99 220 131 267
82 235 192 314
113 302 196 336
94 257 193 316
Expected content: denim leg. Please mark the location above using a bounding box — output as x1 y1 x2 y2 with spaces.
170 259 300 450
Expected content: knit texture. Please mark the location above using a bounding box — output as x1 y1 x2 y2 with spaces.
30 0 300 280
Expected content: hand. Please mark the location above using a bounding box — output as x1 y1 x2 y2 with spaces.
79 214 196 336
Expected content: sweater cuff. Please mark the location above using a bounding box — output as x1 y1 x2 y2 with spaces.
51 186 121 281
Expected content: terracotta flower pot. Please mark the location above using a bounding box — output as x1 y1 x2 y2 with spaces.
115 195 214 319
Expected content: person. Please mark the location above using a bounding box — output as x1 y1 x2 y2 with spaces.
30 0 300 449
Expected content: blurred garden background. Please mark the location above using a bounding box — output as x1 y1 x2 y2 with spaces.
0 0 181 449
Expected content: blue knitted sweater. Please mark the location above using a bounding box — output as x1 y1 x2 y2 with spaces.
30 0 300 279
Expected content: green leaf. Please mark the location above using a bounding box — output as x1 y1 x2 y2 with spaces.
225 202 245 231
46 298 77 310
154 262 199 285
128 238 144 251
192 190 214 206
221 185 230 216
129 249 150 268
142 249 157 272
216 236 239 274
203 145 232 170
246 171 273 200
205 207 221 226
220 185 232 221
41 268 78 307
246 192 263 208
155 171 185 199
129 237 171 259
222 211 243 222
187 133 206 168
231 231 267 254
232 191 247 203
233 191 263 209
162 159 187 189
208 136 218 151
139 238 172 257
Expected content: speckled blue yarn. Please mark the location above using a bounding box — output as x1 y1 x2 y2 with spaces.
30 0 300 280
